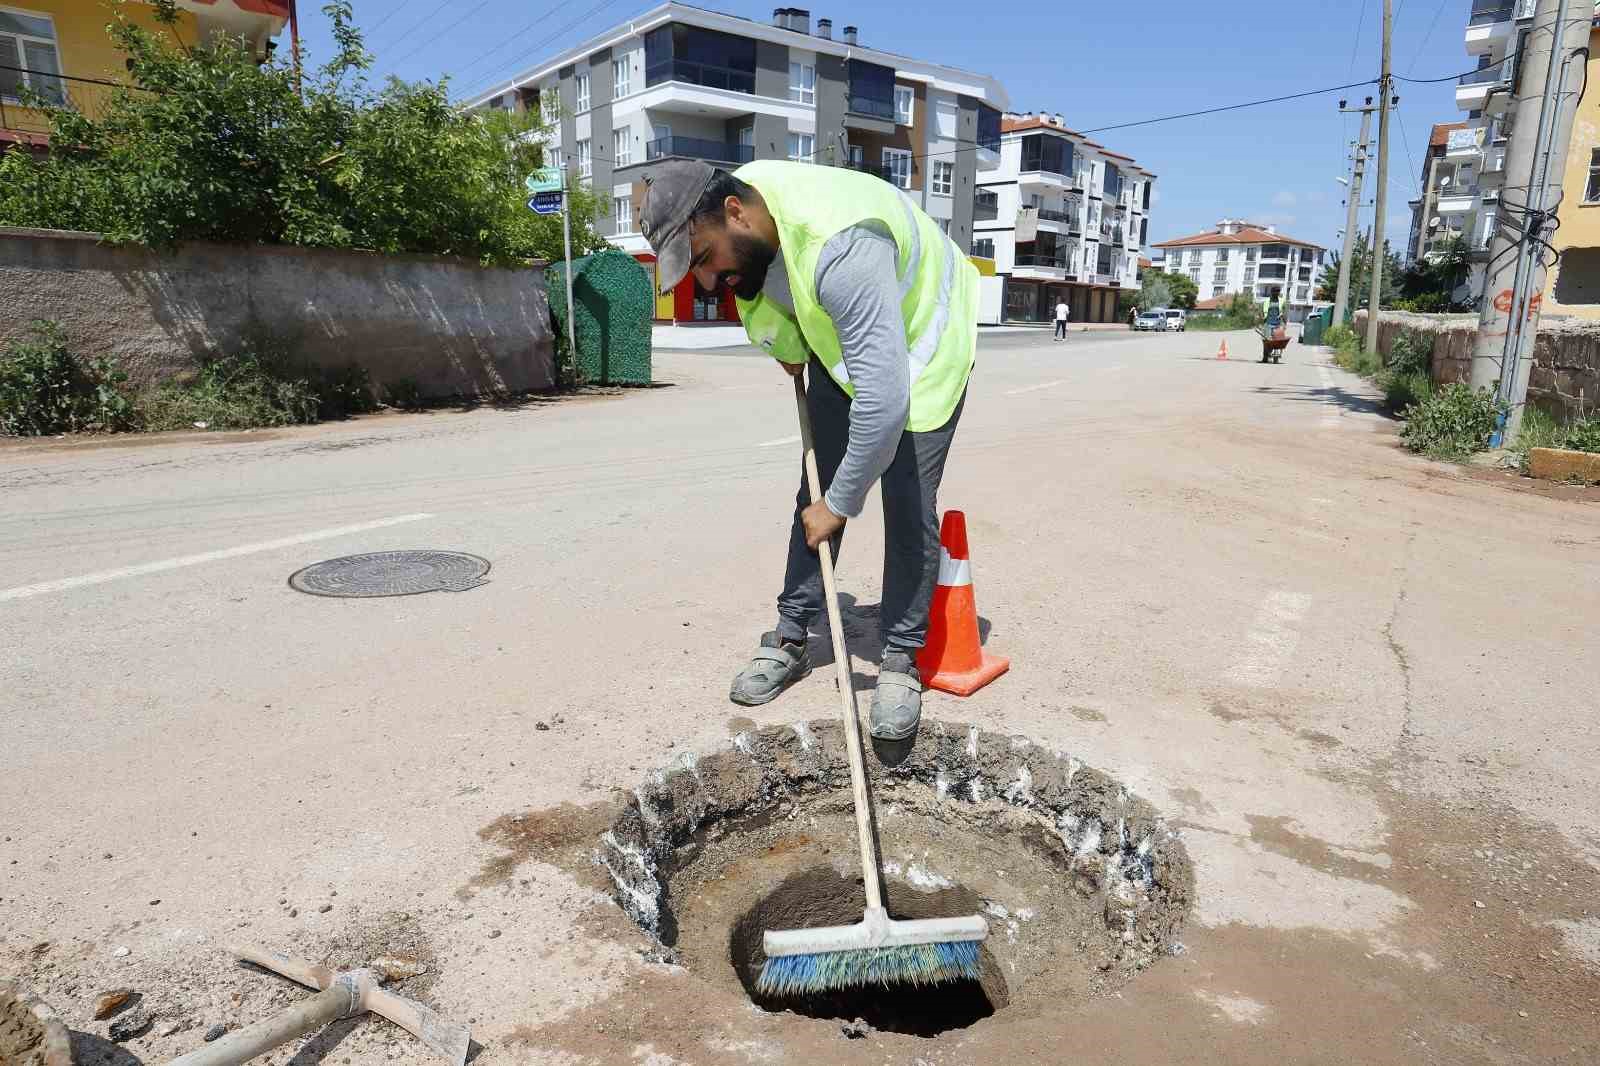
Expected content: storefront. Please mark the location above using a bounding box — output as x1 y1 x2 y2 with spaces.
1002 280 1121 324
632 252 741 324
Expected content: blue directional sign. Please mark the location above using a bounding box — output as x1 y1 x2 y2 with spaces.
527 190 564 215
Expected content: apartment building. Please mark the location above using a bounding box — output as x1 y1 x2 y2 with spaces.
1541 9 1600 317
969 112 1153 324
1405 121 1471 267
1 1 287 152
467 3 1007 324
1437 0 1538 298
1152 219 1325 322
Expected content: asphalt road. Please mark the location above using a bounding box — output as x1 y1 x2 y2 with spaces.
3 326 1598 1064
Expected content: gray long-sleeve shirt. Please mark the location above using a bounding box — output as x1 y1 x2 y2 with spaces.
762 221 908 519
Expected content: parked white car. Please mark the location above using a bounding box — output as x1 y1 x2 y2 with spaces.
1134 311 1166 331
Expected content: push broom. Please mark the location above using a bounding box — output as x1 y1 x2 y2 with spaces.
755 373 988 997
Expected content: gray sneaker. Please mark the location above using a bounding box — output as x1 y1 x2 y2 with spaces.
730 632 811 707
869 652 923 741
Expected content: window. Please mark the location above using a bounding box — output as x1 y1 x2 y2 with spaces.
1243 265 1256 286
576 138 591 178
1188 268 1201 284
894 85 914 125
612 57 630 99
931 161 954 196
788 61 815 104
884 148 912 189
1188 249 1201 266
0 9 65 106
976 104 1001 152
1216 248 1230 263
1213 267 1228 286
575 72 590 111
738 126 753 148
847 58 895 119
613 196 632 233
971 237 995 258
548 147 562 172
787 132 814 162
1019 133 1072 177
1584 148 1600 201
1245 246 1258 262
612 127 631 167
645 24 757 94
1297 285 1310 302
1262 243 1290 259
541 88 560 125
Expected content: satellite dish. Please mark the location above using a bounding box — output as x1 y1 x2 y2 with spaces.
1429 217 1441 229
1440 175 1452 187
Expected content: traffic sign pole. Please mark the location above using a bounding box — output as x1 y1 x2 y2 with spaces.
561 172 577 386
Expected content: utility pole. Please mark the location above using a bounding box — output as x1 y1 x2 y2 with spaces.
1365 0 1394 355
1334 98 1376 326
1470 0 1588 441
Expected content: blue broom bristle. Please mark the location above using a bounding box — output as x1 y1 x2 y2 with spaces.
755 940 982 997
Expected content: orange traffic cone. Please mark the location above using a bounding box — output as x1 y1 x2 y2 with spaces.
917 511 1009 696
1217 339 1229 360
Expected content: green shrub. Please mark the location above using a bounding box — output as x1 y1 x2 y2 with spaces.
1324 323 1358 351
1386 331 1431 377
1379 369 1432 413
1400 382 1506 459
314 364 378 420
384 378 423 410
0 321 138 435
141 348 321 431
1562 417 1600 454
0 2 605 266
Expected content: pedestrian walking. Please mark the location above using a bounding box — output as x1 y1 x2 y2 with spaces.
1054 297 1070 340
638 160 978 745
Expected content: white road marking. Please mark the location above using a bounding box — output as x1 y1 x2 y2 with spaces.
1100 365 1127 372
756 435 801 448
1005 379 1067 396
1230 589 1314 688
0 513 435 603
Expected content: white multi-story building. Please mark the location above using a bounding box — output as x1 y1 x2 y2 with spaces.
465 3 1007 324
1152 219 1325 321
1432 0 1535 296
970 112 1153 324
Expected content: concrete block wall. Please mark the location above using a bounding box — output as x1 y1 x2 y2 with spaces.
1354 310 1600 421
0 228 555 399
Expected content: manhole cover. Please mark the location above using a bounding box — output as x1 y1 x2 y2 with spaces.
288 551 490 598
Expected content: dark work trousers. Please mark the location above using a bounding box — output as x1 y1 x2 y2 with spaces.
775 359 966 656
1054 319 1068 339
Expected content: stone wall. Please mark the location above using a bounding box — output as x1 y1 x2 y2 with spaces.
1354 310 1600 420
0 228 555 398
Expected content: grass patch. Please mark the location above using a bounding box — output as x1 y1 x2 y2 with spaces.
1400 382 1506 459
0 321 139 436
1380 369 1432 413
2 321 377 436
1511 406 1600 472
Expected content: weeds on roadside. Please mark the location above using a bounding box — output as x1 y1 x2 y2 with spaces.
1511 405 1600 471
1400 383 1506 459
0 321 139 436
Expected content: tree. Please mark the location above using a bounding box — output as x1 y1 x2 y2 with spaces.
1160 270 1198 310
1139 273 1172 311
0 2 603 265
1315 231 1403 307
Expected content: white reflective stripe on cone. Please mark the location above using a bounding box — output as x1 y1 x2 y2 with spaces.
938 546 972 587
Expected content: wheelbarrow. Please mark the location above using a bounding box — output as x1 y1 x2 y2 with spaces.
1259 325 1290 364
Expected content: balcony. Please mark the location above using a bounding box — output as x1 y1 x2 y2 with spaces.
1465 0 1531 55
973 189 999 222
1018 166 1073 189
845 158 895 183
1437 182 1480 213
844 92 896 134
1036 207 1075 225
645 136 753 166
1457 59 1511 112
1013 254 1068 276
645 59 754 96
1445 126 1484 162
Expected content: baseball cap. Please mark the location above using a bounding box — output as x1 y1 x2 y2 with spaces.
639 160 719 295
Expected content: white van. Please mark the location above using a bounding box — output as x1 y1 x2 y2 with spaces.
1163 309 1187 332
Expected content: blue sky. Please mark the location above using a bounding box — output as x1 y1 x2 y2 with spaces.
293 0 1473 252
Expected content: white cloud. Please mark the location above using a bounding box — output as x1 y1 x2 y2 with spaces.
1257 212 1298 228
1271 190 1298 208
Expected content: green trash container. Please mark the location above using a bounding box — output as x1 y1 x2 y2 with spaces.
546 249 653 385
1301 306 1330 346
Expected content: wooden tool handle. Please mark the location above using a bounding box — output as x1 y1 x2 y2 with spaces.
792 373 884 912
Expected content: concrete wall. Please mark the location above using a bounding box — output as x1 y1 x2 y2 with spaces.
1354 310 1600 421
0 228 555 397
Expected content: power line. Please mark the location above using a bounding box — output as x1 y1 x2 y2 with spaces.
1075 79 1379 136
365 0 421 40
1408 0 1450 74
452 0 636 102
380 0 498 73
1348 0 1371 78
376 0 454 54
443 11 562 87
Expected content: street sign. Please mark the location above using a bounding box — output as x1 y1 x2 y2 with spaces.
527 190 564 215
524 168 563 195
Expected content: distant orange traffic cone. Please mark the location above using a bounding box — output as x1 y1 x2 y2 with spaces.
917 511 1009 696
1217 339 1229 360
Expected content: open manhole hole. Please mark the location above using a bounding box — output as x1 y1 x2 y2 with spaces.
287 551 489 597
597 721 1193 1038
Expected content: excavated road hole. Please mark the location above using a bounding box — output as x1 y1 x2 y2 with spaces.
598 720 1194 1039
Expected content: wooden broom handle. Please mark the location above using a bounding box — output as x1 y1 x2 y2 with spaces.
792 372 884 912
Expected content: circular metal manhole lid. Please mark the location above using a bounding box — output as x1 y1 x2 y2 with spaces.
288 550 490 598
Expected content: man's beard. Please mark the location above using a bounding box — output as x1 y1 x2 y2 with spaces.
719 232 777 300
